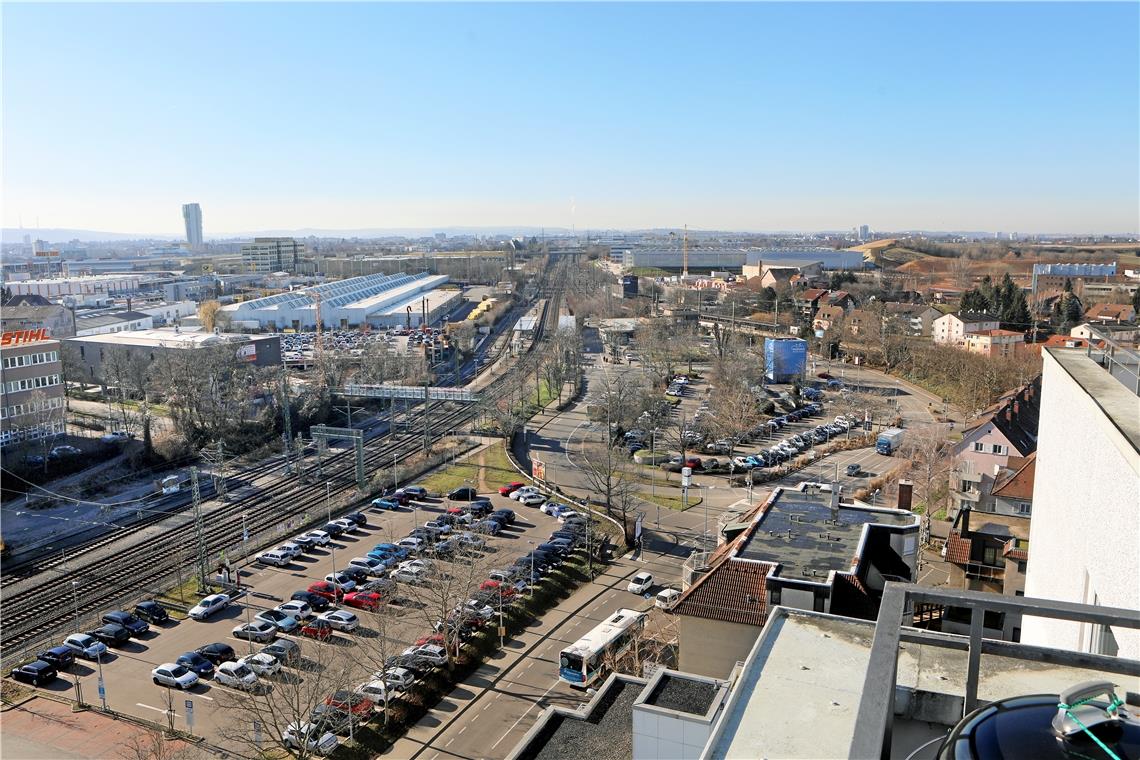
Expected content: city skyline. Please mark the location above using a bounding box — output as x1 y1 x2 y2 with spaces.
3 2 1138 235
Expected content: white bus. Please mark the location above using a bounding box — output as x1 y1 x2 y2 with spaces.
558 608 646 687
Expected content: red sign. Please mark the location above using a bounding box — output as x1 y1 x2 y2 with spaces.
1 328 50 346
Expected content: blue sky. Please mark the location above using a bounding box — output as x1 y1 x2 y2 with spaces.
3 2 1137 235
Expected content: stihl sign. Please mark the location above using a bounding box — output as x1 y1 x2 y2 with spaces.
1 328 50 346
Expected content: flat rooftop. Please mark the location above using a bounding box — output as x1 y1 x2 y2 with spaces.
737 488 917 577
643 673 719 715
65 328 267 349
1047 347 1140 451
374 282 458 316
517 678 640 760
705 608 1140 760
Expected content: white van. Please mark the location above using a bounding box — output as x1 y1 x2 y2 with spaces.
258 551 291 568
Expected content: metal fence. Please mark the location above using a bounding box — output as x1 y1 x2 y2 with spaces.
848 582 1140 760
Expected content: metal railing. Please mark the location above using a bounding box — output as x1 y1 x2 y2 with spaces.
849 582 1140 760
1086 326 1140 396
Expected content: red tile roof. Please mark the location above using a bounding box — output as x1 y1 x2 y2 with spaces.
672 559 774 626
992 452 1036 501
1002 538 1029 562
945 532 972 564
800 288 828 302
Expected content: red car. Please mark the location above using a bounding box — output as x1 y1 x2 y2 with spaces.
498 482 526 496
684 457 703 470
480 580 518 600
414 632 446 647
300 619 333 641
342 591 382 611
325 690 374 718
307 581 344 603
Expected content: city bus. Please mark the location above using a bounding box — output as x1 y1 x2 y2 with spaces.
558 608 646 687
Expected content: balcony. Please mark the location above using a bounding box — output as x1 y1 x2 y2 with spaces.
954 488 981 503
963 561 1004 581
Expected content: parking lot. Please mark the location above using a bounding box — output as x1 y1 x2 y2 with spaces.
15 489 589 749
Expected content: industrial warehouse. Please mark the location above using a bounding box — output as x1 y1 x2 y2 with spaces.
219 271 461 331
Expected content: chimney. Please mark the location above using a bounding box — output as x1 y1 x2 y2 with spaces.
126 297 132 312
1013 400 1019 415
960 507 971 535
897 480 914 511
1005 409 1012 423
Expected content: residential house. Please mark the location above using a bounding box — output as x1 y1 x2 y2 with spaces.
672 484 919 678
1070 322 1140 344
795 289 829 321
949 377 1040 516
0 304 75 338
883 303 941 336
812 304 845 332
1031 334 1105 352
991 453 1035 518
824 290 858 313
758 267 801 290
845 309 877 337
1084 303 1136 324
942 507 1029 641
964 329 1025 358
932 311 1000 345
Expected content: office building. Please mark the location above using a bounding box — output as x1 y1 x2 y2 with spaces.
1022 337 1140 660
182 203 203 248
0 331 65 448
240 237 304 274
859 224 870 241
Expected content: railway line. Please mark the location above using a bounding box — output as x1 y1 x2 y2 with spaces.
0 261 566 662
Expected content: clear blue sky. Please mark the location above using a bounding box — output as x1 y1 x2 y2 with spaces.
3 2 1137 236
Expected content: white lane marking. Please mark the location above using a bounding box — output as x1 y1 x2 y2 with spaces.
490 680 560 750
136 702 175 716
458 726 467 735
195 693 214 701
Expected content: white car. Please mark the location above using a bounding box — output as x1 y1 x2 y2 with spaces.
318 609 359 632
215 661 258 690
255 609 300 633
304 530 332 546
655 588 682 610
282 722 338 756
423 520 452 536
462 599 495 621
403 644 447 667
517 492 545 507
355 679 390 703
348 557 386 575
276 542 304 560
627 572 654 594
454 532 485 551
397 537 425 552
324 573 357 592
558 511 585 523
331 518 358 534
276 600 313 620
63 633 107 660
189 593 230 621
151 663 199 690
391 566 427 584
381 666 416 691
399 558 433 573
239 652 281 677
510 487 539 501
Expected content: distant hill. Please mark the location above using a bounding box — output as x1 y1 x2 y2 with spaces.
2 226 577 244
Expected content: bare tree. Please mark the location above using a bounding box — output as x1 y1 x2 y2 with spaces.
903 425 953 516
117 728 204 760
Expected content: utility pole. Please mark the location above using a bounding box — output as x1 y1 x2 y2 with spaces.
423 381 431 453
191 467 208 592
281 371 292 471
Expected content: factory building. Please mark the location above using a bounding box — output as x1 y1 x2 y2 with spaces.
219 271 460 331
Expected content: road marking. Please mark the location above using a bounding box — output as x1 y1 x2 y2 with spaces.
194 694 214 701
490 680 560 750
458 726 467 735
136 702 174 716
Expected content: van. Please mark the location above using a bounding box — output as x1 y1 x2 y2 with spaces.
258 551 291 568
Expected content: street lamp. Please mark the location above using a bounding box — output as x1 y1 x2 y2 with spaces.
71 581 79 632
326 482 337 578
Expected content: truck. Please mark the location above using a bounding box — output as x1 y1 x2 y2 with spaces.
876 428 905 456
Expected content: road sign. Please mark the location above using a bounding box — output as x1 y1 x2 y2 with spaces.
253 720 262 747
681 467 692 487
97 677 105 699
185 699 194 731
531 459 546 480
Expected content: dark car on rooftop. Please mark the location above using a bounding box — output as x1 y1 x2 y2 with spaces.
133 601 170 624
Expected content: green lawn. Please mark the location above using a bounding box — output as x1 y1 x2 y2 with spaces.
641 491 703 511
418 443 518 495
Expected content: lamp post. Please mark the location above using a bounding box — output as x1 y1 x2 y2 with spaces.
326 482 337 579
71 580 80 632
529 540 535 594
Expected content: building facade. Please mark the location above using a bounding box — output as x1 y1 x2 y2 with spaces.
182 202 203 248
932 311 1000 346
0 332 65 448
964 329 1025 357
74 310 154 337
240 237 305 274
1022 346 1139 660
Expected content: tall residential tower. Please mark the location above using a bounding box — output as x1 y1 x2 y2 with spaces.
182 203 203 248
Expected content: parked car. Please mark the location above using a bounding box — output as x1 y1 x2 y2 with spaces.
343 591 382 611
370 498 400 510
49 445 81 459
846 463 862 476
282 722 339 756
371 542 409 560
62 633 106 660
492 508 516 525
291 534 317 551
498 482 526 496
100 430 133 443
324 573 357 593
292 590 331 612
355 679 391 704
261 639 302 666
195 642 236 665
318 609 359 632
239 652 281 677
100 610 148 637
133 600 170 624
232 621 277 643
403 644 447 668
448 486 479 501
303 530 332 546
215 661 258 690
627 572 654 594
330 517 359 534
176 651 215 679
276 542 305 560
472 519 502 535
89 623 131 647
257 550 292 567
11 661 58 687
397 536 426 553
36 646 75 671
188 593 230 621
300 619 334 641
325 690 375 719
152 663 199 690
344 511 368 527
254 609 300 634
339 566 370 584
423 519 452 536
517 492 545 507
322 521 346 538
655 588 682 610
509 486 539 501
454 532 486 551
395 485 428 501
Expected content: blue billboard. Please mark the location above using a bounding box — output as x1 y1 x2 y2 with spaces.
764 338 808 383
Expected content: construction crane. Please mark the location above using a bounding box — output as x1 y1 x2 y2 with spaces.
682 224 689 279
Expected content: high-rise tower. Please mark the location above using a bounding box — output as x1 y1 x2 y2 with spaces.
182 203 203 248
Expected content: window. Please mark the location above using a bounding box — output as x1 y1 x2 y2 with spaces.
1016 561 1027 574
1015 590 1024 597
1016 502 1031 515
991 444 1007 455
770 587 781 606
983 546 999 566
973 442 985 452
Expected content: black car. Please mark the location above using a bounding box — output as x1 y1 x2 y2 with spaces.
448 486 478 501
491 508 516 525
176 651 216 679
101 610 149 637
467 500 493 517
359 578 396 596
89 623 131 646
537 542 570 556
261 639 302 666
10 660 57 687
195 642 236 665
36 646 75 671
384 653 425 673
344 512 368 527
133 601 170 624
339 566 369 584
310 703 362 736
291 590 331 612
323 521 346 538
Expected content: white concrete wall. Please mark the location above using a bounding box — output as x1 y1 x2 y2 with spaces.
1022 351 1140 659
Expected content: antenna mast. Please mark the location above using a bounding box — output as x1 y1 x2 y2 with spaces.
682 224 689 279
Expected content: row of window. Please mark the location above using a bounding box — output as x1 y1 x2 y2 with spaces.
0 419 65 445
972 442 1007 455
3 374 62 394
2 350 59 369
0 395 64 419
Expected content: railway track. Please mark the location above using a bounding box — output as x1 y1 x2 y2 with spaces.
0 262 566 658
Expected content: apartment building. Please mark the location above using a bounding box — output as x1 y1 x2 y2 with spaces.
964 328 1025 357
932 311 1000 345
240 237 305 274
0 330 65 448
1084 302 1136 324
883 303 943 336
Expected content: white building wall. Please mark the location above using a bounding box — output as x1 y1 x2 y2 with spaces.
1021 350 1140 659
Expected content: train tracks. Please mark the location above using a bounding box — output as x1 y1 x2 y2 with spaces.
0 265 566 661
